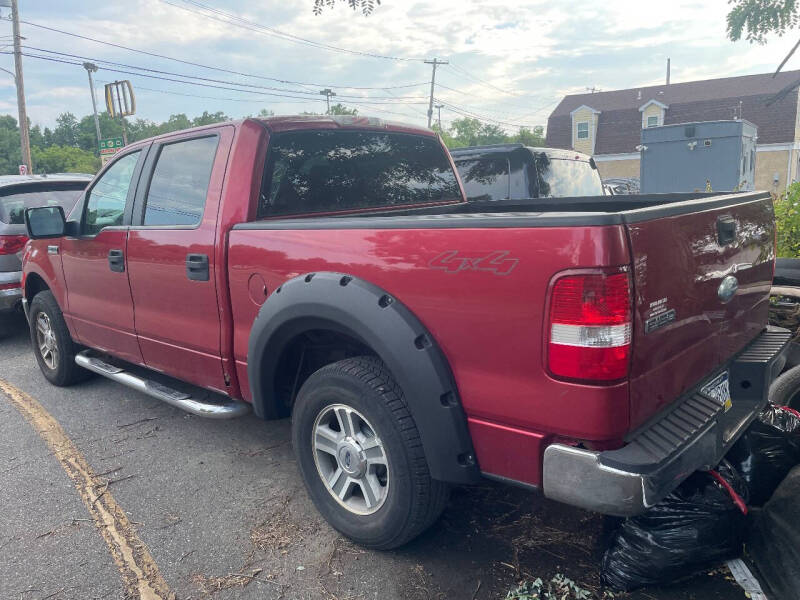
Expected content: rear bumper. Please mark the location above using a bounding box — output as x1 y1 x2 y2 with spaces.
542 326 791 516
0 271 22 313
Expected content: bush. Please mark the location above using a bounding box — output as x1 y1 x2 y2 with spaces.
775 183 800 258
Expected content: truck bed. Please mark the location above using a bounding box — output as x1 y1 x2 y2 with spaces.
237 192 767 229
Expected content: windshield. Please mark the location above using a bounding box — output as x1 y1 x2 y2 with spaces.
259 130 461 217
534 155 603 197
0 185 87 224
456 157 511 201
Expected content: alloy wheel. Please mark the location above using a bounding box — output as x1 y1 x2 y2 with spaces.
312 403 389 515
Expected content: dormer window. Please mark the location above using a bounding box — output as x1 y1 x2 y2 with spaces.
569 105 601 153
639 99 668 129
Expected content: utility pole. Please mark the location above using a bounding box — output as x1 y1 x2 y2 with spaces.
425 58 448 129
83 62 102 149
435 103 444 129
10 0 31 173
319 88 336 114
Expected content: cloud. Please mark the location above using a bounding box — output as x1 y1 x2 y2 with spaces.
3 0 799 132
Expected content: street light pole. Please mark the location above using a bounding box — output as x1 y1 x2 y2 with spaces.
10 0 31 173
319 88 336 114
435 103 444 130
83 62 102 150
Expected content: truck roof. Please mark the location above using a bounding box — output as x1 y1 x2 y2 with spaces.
125 116 437 150
258 115 437 137
450 144 592 161
0 174 93 188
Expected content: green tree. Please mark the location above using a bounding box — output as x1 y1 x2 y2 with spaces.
0 115 22 174
313 0 380 15
192 110 230 127
510 125 545 147
32 145 100 175
51 112 79 147
775 183 800 256
727 0 800 43
328 103 358 115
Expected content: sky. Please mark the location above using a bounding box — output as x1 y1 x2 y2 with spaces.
0 0 799 134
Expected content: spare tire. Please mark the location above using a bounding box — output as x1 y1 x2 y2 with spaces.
769 364 800 408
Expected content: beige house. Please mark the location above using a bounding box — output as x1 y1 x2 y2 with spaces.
546 70 800 191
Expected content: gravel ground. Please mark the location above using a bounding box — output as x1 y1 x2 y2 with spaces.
0 315 746 599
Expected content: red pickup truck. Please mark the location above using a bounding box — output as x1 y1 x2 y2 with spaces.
21 116 789 549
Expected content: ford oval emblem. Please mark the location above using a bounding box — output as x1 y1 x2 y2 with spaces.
718 275 739 303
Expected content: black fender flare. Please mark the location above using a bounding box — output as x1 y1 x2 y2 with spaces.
247 272 480 484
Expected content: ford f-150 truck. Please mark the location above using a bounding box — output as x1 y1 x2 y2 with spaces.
21 116 789 549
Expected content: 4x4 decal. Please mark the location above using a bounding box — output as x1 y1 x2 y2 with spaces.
429 250 519 276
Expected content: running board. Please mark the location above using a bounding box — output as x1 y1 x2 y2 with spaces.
75 350 251 419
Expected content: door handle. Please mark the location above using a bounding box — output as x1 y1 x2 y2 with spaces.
186 253 209 281
108 249 124 273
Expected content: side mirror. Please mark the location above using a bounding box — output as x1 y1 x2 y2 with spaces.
25 206 66 239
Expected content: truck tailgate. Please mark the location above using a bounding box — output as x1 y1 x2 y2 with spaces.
625 193 775 429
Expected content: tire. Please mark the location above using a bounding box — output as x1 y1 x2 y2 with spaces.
29 290 90 386
291 356 449 550
769 363 800 409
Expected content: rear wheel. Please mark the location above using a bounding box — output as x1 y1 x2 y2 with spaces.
291 356 449 549
29 290 90 386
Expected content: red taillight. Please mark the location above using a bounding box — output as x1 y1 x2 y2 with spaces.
547 269 632 383
0 234 28 255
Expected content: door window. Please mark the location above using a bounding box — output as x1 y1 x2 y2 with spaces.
84 151 140 235
143 136 219 226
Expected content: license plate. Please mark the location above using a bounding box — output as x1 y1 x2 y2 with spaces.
701 371 732 412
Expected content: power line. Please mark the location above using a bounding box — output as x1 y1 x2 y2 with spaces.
13 51 428 106
97 80 322 105
446 62 521 97
20 20 428 90
435 98 542 129
20 47 429 102
160 0 426 62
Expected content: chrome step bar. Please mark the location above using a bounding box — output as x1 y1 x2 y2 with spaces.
75 350 251 419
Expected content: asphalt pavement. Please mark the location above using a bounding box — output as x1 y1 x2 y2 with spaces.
0 315 746 600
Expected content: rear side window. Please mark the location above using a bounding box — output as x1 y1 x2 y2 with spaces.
455 158 511 201
143 136 219 226
534 155 604 197
0 185 85 224
258 130 460 217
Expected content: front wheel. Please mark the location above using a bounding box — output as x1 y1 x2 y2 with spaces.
28 290 90 386
291 356 449 549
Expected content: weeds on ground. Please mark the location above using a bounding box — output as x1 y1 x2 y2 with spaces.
505 574 615 600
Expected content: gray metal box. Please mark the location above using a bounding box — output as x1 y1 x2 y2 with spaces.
640 119 757 193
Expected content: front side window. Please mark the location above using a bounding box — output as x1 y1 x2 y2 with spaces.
84 151 140 235
647 115 659 128
456 158 510 201
258 130 461 217
577 122 590 139
143 136 219 226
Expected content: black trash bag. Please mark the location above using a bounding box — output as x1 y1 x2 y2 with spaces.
601 461 748 592
726 404 800 506
748 465 800 600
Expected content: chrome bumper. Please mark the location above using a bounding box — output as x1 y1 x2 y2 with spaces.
542 327 791 516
